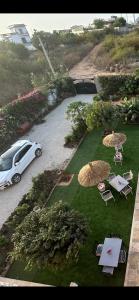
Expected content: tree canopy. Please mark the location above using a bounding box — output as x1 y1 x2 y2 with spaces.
93 19 105 29
10 200 88 270
113 17 126 27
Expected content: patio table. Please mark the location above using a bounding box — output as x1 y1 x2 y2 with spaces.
99 238 122 267
109 175 128 192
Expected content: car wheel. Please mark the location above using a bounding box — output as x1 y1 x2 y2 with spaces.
35 148 42 158
11 173 21 184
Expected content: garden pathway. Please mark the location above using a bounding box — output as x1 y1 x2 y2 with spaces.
0 94 94 229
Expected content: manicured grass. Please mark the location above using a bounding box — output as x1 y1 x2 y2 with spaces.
7 125 139 286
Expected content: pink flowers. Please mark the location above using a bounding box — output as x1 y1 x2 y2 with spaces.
11 89 46 105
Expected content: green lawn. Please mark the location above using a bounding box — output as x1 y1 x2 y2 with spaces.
7 125 139 286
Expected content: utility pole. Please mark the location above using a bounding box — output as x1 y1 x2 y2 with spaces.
38 36 56 78
126 14 128 23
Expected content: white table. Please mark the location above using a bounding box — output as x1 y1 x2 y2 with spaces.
109 175 128 192
99 238 122 267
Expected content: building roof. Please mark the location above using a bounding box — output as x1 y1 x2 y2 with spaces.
8 24 26 29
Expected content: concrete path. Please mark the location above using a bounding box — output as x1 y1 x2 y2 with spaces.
0 94 94 229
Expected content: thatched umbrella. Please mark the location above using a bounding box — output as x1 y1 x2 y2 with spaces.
103 131 126 148
78 160 111 187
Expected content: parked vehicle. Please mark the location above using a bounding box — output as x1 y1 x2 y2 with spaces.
0 140 42 189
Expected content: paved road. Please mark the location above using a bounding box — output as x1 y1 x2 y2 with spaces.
0 94 94 229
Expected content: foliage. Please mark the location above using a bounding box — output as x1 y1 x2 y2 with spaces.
98 75 139 97
86 101 121 131
64 122 87 147
64 101 88 147
49 76 76 98
0 41 43 106
10 201 88 270
66 101 88 126
93 19 105 29
113 17 126 27
93 94 102 101
92 30 139 68
0 234 8 247
1 90 47 129
120 97 139 124
8 204 30 228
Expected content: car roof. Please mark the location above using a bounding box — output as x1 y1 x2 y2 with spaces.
11 140 30 148
0 140 31 160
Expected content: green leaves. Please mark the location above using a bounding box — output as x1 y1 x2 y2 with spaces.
10 201 88 270
86 101 121 131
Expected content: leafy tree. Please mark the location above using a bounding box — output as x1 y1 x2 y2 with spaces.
10 201 88 270
0 41 29 59
66 101 88 127
93 19 105 29
113 17 126 27
86 101 121 131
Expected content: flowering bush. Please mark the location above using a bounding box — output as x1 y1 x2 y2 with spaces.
2 90 47 127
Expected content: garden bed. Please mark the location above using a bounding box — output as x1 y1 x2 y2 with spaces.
58 174 74 186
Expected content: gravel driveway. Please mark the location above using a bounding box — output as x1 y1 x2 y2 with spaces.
0 94 94 228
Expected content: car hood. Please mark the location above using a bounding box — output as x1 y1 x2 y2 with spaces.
0 170 10 184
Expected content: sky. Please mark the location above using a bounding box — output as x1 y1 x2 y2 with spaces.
0 13 139 36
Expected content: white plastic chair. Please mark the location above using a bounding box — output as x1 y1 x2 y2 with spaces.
107 173 116 182
123 170 133 181
100 190 115 206
114 152 123 165
96 244 103 256
121 185 133 198
115 144 123 152
102 266 114 275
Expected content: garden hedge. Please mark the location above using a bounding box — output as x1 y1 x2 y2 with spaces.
98 75 139 97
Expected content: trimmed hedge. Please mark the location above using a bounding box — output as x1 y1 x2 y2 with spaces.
98 75 139 97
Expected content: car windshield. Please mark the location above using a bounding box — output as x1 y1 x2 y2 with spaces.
0 157 13 171
0 143 24 171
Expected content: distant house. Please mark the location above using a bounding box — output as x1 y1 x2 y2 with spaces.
55 29 71 34
0 24 36 51
70 25 84 35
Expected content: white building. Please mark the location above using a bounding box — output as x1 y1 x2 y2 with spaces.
0 24 36 51
70 25 84 35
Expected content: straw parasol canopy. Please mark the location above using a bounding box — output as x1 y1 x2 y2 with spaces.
103 131 127 148
78 160 111 187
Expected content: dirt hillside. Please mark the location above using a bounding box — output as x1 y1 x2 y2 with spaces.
69 44 132 79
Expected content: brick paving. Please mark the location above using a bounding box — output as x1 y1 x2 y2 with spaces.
124 174 139 286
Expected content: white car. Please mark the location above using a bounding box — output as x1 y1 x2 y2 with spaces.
0 140 42 190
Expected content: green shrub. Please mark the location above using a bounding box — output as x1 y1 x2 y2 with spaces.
7 204 30 227
0 234 8 247
98 75 139 97
93 94 102 101
64 122 86 146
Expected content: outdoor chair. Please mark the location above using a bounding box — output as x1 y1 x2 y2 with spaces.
118 249 127 263
100 190 115 206
102 266 114 275
123 170 133 182
115 144 123 152
121 185 133 198
110 233 121 239
96 244 103 257
107 173 116 182
114 153 123 165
